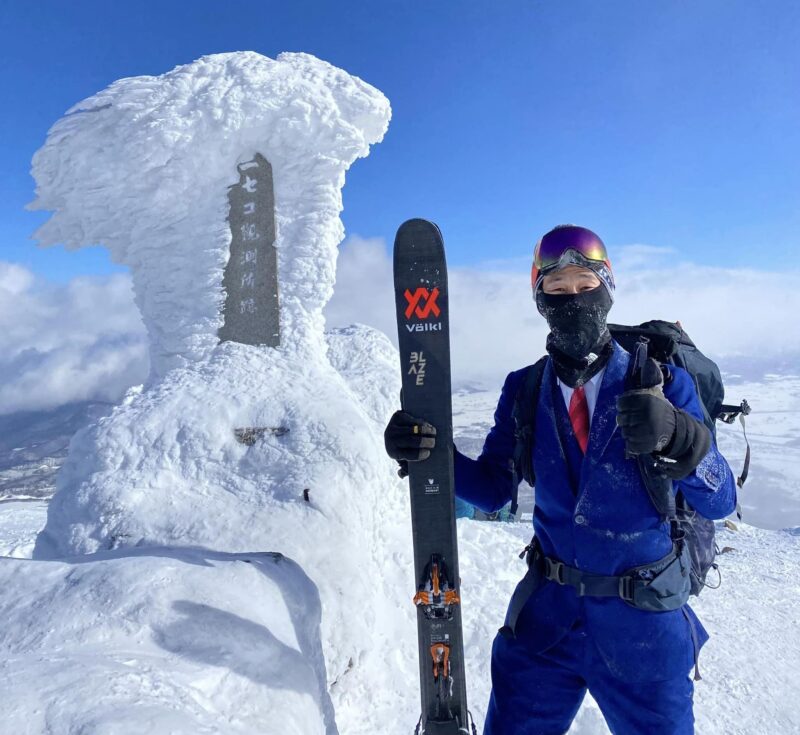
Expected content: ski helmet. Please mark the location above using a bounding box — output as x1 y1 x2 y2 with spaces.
531 225 615 300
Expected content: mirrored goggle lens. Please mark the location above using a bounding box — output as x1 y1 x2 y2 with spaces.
535 227 608 271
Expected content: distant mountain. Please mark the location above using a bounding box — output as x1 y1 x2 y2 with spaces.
718 352 800 382
0 401 114 500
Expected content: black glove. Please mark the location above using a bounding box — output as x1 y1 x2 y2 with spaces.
616 392 711 479
616 391 677 455
384 411 437 476
656 408 712 479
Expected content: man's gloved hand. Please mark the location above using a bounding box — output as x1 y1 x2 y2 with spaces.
384 410 437 477
616 392 712 480
616 391 677 455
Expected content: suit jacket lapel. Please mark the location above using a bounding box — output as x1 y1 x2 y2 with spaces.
584 340 630 464
538 358 579 495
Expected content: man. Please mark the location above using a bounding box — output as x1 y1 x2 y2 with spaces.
384 225 736 735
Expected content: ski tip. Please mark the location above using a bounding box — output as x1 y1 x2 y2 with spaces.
395 218 442 241
393 220 445 266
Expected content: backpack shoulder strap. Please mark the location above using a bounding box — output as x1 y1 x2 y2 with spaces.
626 339 679 523
509 356 548 516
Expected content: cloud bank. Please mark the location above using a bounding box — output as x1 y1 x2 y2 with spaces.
2 236 798 415
326 236 800 388
0 262 148 416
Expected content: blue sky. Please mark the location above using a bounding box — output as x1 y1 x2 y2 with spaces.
1 0 798 281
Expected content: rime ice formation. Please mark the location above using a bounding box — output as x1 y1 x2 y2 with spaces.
28 52 409 712
30 51 390 380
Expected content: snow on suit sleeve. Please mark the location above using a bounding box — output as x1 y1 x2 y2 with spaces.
663 365 737 520
453 369 526 514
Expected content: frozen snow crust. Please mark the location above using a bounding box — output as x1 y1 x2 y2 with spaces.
1 548 337 735
25 52 415 732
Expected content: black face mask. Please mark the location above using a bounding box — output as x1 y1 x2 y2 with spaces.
535 286 614 388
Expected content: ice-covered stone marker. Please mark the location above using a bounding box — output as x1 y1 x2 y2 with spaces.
219 152 280 347
219 152 283 444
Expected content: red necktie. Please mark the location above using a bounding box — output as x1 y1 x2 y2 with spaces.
569 385 590 454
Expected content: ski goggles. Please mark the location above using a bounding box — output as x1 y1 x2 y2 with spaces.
530 225 614 295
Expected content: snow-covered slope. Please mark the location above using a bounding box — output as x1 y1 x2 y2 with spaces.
0 500 46 557
1 478 798 734
0 546 336 735
0 401 113 501
715 372 800 529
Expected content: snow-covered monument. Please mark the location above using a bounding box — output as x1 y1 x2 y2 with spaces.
15 52 415 733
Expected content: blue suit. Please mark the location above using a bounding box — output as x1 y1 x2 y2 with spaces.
454 340 736 734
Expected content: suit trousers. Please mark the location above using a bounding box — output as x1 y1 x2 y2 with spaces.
484 617 695 735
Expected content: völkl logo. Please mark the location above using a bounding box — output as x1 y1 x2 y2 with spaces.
404 287 441 319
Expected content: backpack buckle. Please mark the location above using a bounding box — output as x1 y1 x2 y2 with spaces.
618 575 634 602
544 557 565 585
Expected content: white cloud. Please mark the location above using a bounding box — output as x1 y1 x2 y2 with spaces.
325 236 800 389
3 237 797 416
613 243 678 269
0 263 34 295
325 236 396 344
0 263 148 415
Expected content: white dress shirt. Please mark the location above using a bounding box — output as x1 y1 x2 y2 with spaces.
557 367 606 424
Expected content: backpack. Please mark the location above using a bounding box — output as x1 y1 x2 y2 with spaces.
510 320 751 596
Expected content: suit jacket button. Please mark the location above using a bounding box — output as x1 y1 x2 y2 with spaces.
574 514 586 525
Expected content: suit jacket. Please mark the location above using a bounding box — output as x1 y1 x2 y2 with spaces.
454 338 737 682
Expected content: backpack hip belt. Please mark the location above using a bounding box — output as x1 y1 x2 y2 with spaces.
500 538 692 640
540 541 691 613
543 556 635 601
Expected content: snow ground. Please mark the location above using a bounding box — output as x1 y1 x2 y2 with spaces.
0 402 113 501
716 373 800 528
0 544 335 735
1 383 799 734
0 500 47 557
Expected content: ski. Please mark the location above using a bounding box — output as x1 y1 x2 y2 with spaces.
392 219 476 735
